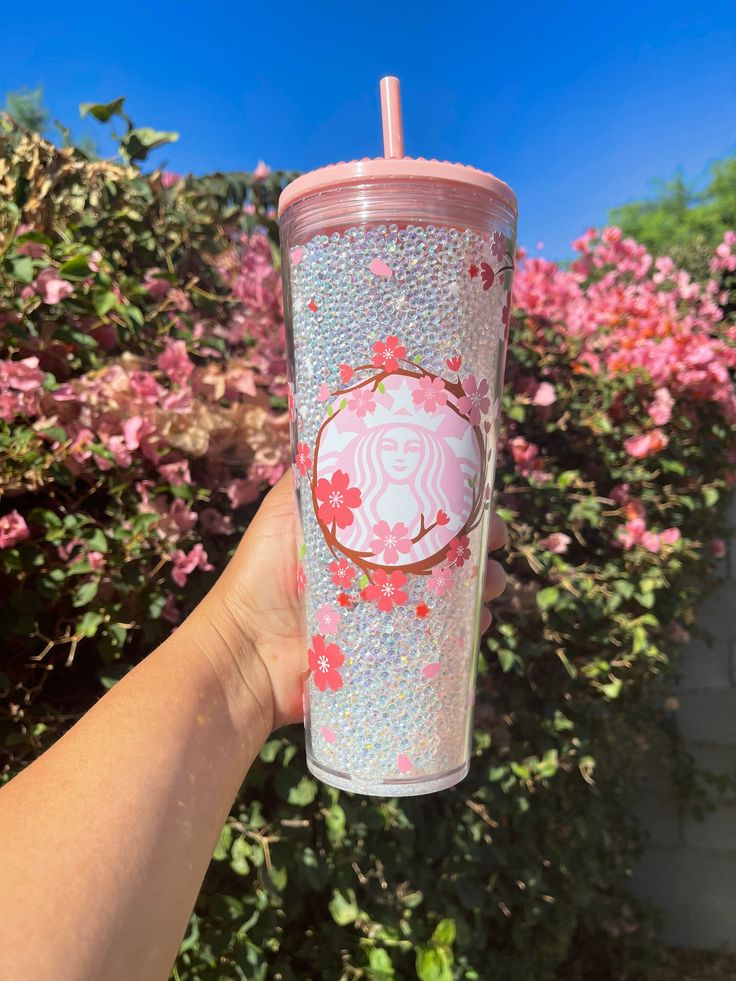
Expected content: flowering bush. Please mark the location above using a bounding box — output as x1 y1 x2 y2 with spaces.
1 108 735 980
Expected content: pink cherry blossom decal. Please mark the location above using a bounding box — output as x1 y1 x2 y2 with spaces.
368 259 393 277
397 754 412 773
291 247 305 266
422 663 440 680
308 635 344 692
321 726 336 744
316 470 362 528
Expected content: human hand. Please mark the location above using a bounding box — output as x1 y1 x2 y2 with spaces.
199 474 508 732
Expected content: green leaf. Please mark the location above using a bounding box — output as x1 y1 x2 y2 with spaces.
432 919 456 946
259 739 281 763
287 776 318 806
497 648 518 672
416 946 452 981
120 127 179 163
327 404 334 416
536 586 560 611
324 803 346 845
77 610 103 638
10 255 34 283
703 485 719 507
59 254 91 279
377 381 386 394
359 574 369 589
367 947 395 979
72 578 99 607
93 290 118 317
80 97 126 122
229 836 252 876
212 823 232 861
328 888 359 926
85 528 108 553
600 675 622 699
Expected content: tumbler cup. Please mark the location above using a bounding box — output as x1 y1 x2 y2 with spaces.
278 77 518 796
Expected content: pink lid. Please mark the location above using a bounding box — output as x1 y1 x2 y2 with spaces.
277 77 517 218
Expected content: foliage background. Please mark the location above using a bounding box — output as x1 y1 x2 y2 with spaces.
1 101 735 980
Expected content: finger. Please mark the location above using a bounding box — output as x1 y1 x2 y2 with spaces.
488 511 508 552
480 606 492 634
483 559 507 602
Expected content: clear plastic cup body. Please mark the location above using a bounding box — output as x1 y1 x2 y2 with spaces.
280 179 517 796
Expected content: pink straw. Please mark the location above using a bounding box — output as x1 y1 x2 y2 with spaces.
380 76 404 159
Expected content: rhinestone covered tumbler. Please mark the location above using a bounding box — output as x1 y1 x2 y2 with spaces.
278 77 518 796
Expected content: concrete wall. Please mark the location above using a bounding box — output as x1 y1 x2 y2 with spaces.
632 498 736 950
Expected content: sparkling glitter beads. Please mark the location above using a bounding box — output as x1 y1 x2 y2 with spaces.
283 219 515 796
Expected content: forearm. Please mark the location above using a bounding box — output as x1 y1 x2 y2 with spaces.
0 593 272 981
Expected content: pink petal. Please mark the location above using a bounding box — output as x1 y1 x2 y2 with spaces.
321 726 336 744
368 259 393 278
291 247 305 266
422 663 440 680
397 754 412 773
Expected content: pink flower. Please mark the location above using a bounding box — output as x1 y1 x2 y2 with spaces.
295 442 312 475
469 263 479 279
0 510 30 549
709 538 727 559
316 470 362 529
371 335 406 371
87 250 102 272
648 387 674 426
532 382 556 406
447 535 471 568
618 517 646 550
253 160 271 181
308 635 344 691
3 356 43 392
446 355 462 372
480 262 495 290
412 375 448 413
363 569 408 612
427 564 454 596
225 366 257 399
170 543 213 587
660 528 681 546
161 593 181 624
329 558 355 588
143 269 171 298
159 460 191 486
458 374 491 425
316 603 340 636
370 520 412 565
226 478 261 509
540 532 571 554
491 231 507 261
624 429 669 459
35 267 74 305
348 387 376 417
199 508 234 535
641 531 661 553
157 340 193 386
339 364 354 384
87 551 105 572
161 171 182 189
318 383 331 402
296 562 307 594
436 510 450 527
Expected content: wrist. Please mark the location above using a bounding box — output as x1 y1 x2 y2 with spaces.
176 590 275 745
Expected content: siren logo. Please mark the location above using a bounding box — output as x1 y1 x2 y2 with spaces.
314 374 481 572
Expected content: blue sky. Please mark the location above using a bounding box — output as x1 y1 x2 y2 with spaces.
1 1 734 257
